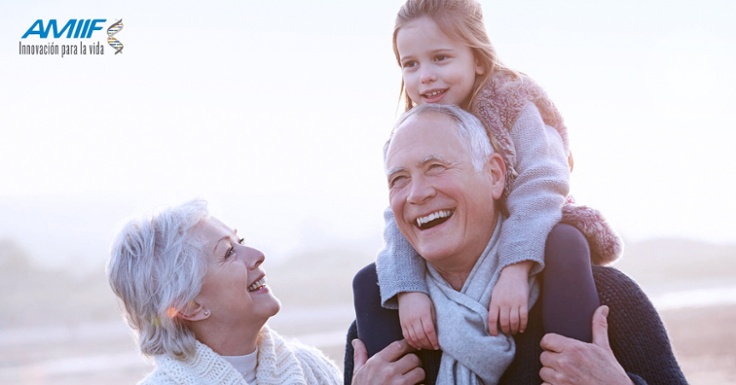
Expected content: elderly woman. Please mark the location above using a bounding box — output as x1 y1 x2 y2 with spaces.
107 200 342 385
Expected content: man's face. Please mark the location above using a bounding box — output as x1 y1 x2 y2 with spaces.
385 111 503 272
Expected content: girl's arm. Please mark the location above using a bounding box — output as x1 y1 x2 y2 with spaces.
375 207 428 309
489 260 533 336
497 103 569 274
487 103 569 338
376 208 439 350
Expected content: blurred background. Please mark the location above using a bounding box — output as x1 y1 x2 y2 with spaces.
1 0 735 384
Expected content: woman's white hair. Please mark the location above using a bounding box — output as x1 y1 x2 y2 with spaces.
106 199 209 359
385 103 494 171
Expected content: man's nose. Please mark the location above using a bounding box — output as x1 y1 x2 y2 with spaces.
407 175 435 204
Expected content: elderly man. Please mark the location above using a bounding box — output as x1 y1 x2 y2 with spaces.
348 104 687 385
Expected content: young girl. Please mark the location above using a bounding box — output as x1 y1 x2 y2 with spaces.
353 0 623 373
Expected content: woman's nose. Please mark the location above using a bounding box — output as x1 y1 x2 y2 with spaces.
241 246 265 269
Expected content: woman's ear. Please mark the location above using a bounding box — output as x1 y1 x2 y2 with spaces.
176 301 211 322
486 153 506 200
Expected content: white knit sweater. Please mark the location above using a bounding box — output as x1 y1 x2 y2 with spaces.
138 326 341 385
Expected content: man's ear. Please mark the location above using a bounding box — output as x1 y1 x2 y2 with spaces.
486 153 506 200
175 301 211 322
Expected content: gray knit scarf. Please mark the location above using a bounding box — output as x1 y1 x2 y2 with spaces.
426 217 539 385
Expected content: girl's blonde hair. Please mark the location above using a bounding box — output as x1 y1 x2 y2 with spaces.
392 0 516 111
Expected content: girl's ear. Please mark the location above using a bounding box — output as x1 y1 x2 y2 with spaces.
475 58 485 76
486 153 506 200
176 301 211 322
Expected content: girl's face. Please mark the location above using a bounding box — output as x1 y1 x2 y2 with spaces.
396 16 483 107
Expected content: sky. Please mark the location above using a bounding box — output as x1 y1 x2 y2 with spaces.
1 0 735 270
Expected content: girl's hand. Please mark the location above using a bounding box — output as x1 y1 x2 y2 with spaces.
488 261 532 335
398 292 439 350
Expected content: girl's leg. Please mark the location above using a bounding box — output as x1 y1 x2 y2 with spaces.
541 223 600 342
352 263 403 357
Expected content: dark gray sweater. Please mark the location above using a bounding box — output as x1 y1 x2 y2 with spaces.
344 266 689 385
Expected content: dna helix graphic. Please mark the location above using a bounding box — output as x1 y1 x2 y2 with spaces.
107 19 124 54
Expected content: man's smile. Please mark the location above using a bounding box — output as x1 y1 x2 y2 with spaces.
416 209 454 230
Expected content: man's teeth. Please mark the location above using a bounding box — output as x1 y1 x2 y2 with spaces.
416 210 452 227
248 277 266 292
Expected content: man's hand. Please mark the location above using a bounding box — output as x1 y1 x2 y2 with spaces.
352 338 425 385
398 292 439 350
488 261 531 335
539 305 634 385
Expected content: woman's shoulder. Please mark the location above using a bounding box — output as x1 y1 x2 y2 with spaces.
137 367 177 385
261 327 342 382
261 327 339 372
280 332 340 369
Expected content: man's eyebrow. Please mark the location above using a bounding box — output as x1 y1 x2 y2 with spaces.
386 154 447 176
420 154 447 165
386 164 403 175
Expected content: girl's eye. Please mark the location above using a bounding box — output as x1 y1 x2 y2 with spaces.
435 55 448 62
401 60 417 69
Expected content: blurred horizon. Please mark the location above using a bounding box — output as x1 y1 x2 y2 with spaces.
3 192 736 274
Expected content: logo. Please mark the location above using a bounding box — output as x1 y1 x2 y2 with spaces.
21 19 107 39
18 18 125 58
107 19 124 54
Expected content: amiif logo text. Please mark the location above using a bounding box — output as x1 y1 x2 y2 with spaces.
21 19 107 39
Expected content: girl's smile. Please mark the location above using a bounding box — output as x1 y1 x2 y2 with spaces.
395 16 483 107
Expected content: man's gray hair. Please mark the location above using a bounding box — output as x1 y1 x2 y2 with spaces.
385 103 494 171
107 199 209 359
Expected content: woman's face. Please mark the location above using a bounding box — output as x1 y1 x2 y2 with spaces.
191 217 281 331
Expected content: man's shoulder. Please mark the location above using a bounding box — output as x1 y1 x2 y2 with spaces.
591 265 631 282
591 265 646 300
